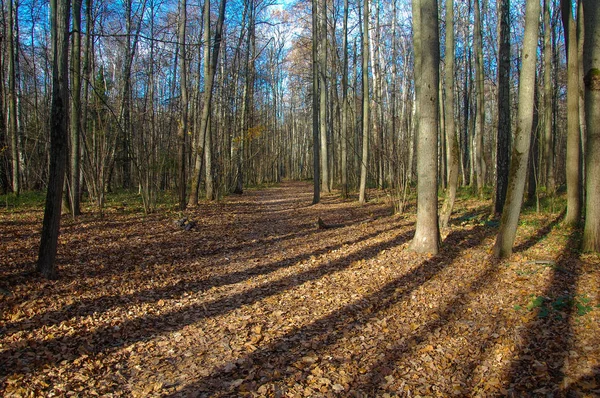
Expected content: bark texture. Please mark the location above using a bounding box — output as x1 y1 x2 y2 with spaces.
493 0 540 259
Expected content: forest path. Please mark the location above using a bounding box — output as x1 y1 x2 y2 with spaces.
1 182 599 396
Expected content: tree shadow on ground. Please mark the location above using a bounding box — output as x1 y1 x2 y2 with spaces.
505 228 581 395
165 225 496 397
0 225 413 379
0 221 403 336
512 211 565 254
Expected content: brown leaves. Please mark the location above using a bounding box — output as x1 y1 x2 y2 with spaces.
1 182 599 396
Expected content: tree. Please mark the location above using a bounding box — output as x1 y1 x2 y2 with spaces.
188 0 227 205
582 0 600 252
7 0 20 195
495 0 511 216
410 0 440 254
178 0 189 210
312 0 321 204
473 0 485 196
543 0 556 195
37 0 71 278
319 0 330 193
358 0 370 205
69 0 83 216
439 0 458 229
493 0 540 258
561 0 582 226
340 0 349 199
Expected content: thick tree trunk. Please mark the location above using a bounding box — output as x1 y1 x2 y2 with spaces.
358 0 369 205
410 0 441 254
439 0 458 229
493 0 540 259
37 0 70 278
562 0 583 226
582 0 600 252
495 0 511 216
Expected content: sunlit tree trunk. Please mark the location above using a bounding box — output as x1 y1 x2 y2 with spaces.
473 0 485 196
319 0 330 193
582 0 600 252
177 0 188 210
37 0 70 278
561 0 582 226
493 0 540 258
410 0 440 254
358 0 370 205
340 0 349 198
312 0 321 204
69 0 83 216
440 0 458 229
188 0 226 204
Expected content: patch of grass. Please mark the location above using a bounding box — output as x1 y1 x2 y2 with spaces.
0 191 46 209
514 293 596 319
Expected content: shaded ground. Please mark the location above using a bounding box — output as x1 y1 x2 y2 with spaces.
1 181 599 397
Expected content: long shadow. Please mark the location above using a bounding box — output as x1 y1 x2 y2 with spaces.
165 225 495 397
351 256 503 394
512 211 564 253
1 190 398 305
0 228 413 378
504 228 580 394
1 222 402 337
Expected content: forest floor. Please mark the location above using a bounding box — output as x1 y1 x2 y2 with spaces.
1 181 599 397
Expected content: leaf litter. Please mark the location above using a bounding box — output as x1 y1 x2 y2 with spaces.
1 181 599 397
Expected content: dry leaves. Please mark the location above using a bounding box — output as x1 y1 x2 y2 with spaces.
1 182 599 397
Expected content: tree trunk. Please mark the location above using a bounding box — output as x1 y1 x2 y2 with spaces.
312 0 321 204
177 0 188 210
340 0 349 199
474 0 485 195
37 0 70 278
495 0 511 216
358 0 370 205
410 0 441 254
543 0 556 195
582 0 600 252
493 0 540 259
69 0 83 216
7 0 20 194
440 0 458 229
561 0 583 226
188 0 226 204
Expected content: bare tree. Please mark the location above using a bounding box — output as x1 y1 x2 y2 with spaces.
495 0 511 215
358 0 370 205
561 0 583 226
439 0 458 229
37 0 71 278
493 0 540 258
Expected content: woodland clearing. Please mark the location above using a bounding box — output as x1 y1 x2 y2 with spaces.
1 181 599 397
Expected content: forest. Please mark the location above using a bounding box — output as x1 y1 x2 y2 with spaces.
1 0 599 395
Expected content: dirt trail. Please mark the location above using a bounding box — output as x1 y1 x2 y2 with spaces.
1 181 599 397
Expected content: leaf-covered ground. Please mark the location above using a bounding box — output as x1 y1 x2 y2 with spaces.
1 181 599 397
